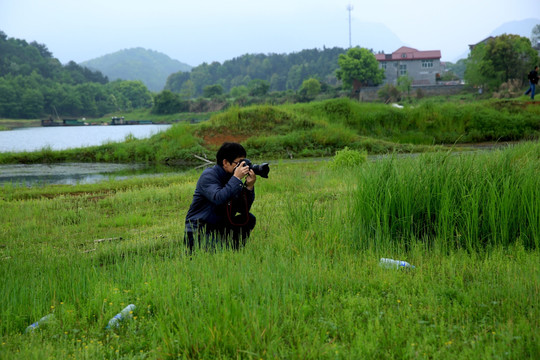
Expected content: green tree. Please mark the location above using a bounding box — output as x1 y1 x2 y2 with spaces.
190 64 212 94
0 81 17 118
531 24 540 47
75 83 100 117
286 64 307 90
465 34 538 90
269 73 286 91
299 78 321 100
57 90 83 116
230 85 249 98
165 71 190 93
179 80 195 100
203 84 224 98
107 80 153 110
336 47 384 88
152 90 187 114
465 43 489 89
248 79 270 96
397 75 413 97
20 89 44 118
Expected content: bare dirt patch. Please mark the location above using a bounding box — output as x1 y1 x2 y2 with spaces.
202 133 251 147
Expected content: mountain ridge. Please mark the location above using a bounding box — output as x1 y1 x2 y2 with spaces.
453 17 540 61
81 47 192 92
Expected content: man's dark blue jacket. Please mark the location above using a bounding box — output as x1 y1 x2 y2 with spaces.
185 165 255 233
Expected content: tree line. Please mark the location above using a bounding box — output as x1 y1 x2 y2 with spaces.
164 47 347 98
2 27 537 120
0 31 153 119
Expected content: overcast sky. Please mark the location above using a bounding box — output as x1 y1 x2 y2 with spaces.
1 0 539 66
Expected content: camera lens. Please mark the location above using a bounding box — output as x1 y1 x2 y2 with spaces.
241 159 269 178
252 163 270 178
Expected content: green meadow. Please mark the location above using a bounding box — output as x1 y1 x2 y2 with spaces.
1 141 539 359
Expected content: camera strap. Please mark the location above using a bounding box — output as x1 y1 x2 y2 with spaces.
226 190 250 226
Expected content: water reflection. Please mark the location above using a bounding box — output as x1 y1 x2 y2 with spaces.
0 163 186 187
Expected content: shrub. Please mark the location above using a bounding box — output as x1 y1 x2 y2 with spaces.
378 84 401 103
493 79 523 99
329 146 367 169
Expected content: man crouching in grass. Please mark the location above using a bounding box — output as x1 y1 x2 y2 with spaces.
184 142 256 252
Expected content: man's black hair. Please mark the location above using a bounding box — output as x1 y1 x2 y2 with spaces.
216 142 246 166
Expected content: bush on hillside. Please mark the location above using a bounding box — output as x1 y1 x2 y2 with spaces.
329 147 367 170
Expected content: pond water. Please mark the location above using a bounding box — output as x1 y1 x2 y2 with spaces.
0 163 148 186
0 124 171 153
0 124 179 186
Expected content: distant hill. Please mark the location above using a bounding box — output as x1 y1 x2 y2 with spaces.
453 18 540 61
489 18 540 39
0 31 153 119
81 48 192 92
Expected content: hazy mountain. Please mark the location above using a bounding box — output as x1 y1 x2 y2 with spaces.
453 18 540 61
489 18 539 39
81 48 192 92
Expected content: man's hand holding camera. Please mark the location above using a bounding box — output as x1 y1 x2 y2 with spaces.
233 160 256 191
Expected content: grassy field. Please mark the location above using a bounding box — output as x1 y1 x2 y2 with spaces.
1 142 538 359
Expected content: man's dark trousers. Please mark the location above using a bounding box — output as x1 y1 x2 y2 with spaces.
184 214 256 252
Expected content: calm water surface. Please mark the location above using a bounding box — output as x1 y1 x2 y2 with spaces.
0 124 171 152
0 125 174 186
0 163 149 186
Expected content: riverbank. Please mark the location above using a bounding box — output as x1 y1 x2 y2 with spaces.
0 119 41 130
0 109 213 131
1 98 538 165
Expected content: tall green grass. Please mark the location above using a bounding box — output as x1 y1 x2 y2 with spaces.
298 98 540 144
349 143 539 251
0 143 539 359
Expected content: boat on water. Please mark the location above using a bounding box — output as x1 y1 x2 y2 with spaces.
41 118 86 126
110 116 154 125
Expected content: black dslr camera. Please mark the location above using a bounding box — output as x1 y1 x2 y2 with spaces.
242 159 270 178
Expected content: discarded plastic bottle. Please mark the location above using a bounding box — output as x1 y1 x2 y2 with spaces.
25 314 55 333
106 304 136 329
380 258 415 269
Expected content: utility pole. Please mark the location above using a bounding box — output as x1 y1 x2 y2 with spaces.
347 3 354 48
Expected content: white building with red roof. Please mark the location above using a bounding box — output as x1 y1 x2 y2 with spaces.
375 46 442 86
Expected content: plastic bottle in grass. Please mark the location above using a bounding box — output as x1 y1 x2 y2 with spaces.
106 304 136 329
25 314 55 333
379 258 415 269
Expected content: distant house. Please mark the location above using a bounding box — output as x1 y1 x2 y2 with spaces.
375 46 442 86
468 36 495 51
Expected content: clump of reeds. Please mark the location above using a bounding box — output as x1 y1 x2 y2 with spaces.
350 142 539 250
